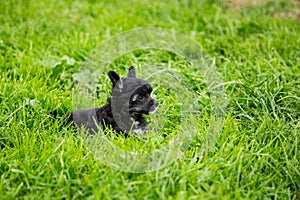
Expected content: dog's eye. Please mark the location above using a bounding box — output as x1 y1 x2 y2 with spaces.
138 95 144 101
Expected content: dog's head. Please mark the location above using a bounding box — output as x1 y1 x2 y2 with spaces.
108 66 158 135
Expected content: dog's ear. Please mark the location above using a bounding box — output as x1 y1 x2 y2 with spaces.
108 71 120 87
127 66 136 78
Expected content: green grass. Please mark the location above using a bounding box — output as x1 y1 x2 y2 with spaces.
1 0 300 199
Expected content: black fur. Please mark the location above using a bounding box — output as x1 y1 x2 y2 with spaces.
66 66 158 136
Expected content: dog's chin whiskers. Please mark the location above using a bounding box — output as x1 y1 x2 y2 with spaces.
149 106 158 115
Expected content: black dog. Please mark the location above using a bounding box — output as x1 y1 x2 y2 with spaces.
67 66 158 136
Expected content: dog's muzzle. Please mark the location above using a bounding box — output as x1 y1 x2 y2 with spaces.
148 100 158 114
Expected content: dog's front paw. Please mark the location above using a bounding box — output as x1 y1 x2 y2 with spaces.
132 120 149 136
133 127 148 136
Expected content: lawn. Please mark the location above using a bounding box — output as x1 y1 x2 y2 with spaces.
1 0 299 199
